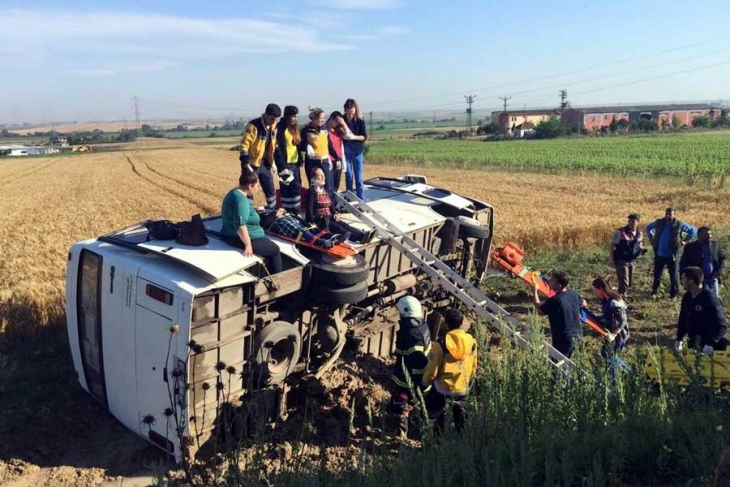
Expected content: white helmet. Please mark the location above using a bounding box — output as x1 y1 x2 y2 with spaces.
396 296 422 319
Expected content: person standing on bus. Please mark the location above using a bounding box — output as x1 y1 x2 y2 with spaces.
343 98 367 200
275 105 303 214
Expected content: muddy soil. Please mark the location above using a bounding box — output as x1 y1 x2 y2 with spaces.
0 333 409 486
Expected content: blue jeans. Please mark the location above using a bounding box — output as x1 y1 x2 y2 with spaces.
345 151 364 200
704 278 720 297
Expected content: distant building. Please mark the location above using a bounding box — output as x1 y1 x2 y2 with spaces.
561 104 722 132
0 145 56 156
513 121 535 138
491 109 555 135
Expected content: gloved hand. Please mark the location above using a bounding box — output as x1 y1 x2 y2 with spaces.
343 130 355 140
306 145 315 158
606 332 616 343
702 344 714 355
334 159 342 170
673 341 684 351
242 163 253 174
278 169 294 185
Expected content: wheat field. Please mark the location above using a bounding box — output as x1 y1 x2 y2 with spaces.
2 144 730 341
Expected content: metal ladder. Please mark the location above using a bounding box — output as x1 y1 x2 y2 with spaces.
335 191 577 375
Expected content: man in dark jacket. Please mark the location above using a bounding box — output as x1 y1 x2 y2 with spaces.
609 213 648 297
533 271 585 358
388 296 431 438
674 266 728 354
679 226 725 297
646 207 697 299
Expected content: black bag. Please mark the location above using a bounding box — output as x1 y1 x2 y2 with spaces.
146 220 180 240
176 214 209 246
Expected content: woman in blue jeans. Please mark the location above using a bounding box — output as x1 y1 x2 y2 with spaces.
343 98 367 200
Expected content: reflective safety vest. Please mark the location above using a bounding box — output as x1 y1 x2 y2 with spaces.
391 317 431 391
422 329 477 396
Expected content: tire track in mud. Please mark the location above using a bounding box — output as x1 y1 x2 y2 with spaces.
135 155 223 199
0 159 56 188
124 153 218 214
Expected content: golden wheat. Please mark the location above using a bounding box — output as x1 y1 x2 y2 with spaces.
2 145 730 341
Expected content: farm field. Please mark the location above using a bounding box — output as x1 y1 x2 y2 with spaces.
3 143 730 343
369 131 730 178
2 142 730 485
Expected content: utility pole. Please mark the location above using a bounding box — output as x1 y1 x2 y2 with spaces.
133 96 142 138
464 95 476 134
559 89 569 110
369 111 374 141
499 95 512 135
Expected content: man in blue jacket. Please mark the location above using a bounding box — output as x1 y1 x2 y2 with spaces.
646 208 697 299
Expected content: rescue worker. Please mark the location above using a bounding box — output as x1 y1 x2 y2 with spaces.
533 271 585 358
274 105 303 214
609 213 648 297
646 207 697 299
301 106 332 191
388 296 431 438
421 308 477 435
674 266 728 353
239 103 281 211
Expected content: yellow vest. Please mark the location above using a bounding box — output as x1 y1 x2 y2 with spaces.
422 329 477 396
283 129 299 163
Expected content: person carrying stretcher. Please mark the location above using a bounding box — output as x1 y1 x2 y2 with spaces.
259 207 349 249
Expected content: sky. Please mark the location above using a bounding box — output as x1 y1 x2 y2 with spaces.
1 0 730 125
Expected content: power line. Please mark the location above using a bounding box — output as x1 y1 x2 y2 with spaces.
370 36 730 107
499 96 511 134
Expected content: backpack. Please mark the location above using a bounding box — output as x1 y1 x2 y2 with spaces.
145 220 180 240
176 214 209 246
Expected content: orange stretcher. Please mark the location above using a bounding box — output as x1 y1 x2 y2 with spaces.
492 242 612 338
268 231 357 258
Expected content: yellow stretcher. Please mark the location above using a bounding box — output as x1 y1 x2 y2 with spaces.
643 346 730 388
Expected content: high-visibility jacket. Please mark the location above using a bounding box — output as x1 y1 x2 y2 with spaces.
301 124 329 159
422 329 477 396
239 116 277 169
391 317 431 391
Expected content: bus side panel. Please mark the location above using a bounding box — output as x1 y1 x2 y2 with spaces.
66 244 87 393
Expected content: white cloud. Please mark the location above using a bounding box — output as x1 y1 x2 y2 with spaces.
65 61 179 77
0 9 355 67
345 26 409 41
320 0 401 10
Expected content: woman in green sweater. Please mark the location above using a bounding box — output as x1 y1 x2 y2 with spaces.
220 171 282 274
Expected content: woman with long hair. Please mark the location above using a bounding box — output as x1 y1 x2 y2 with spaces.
275 105 303 214
326 110 352 192
342 98 367 200
300 106 333 191
220 171 283 274
592 277 630 358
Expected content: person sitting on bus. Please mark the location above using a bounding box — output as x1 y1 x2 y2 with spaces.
220 171 282 273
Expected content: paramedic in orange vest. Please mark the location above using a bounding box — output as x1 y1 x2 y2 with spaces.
421 308 477 435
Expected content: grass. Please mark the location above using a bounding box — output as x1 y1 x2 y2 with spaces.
367 131 730 179
161 130 242 139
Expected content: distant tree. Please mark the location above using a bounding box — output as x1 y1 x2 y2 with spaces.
631 119 658 132
692 116 711 128
609 116 618 134
534 115 569 139
671 114 682 130
616 119 629 132
476 122 499 135
660 118 670 130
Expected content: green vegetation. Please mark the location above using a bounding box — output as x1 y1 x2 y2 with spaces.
368 131 730 178
160 130 241 139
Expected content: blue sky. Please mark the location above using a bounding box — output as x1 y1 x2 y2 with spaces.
1 0 730 124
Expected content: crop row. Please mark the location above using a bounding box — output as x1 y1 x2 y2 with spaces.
367 132 730 178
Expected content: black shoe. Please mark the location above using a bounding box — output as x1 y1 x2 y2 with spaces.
361 229 377 244
335 232 351 244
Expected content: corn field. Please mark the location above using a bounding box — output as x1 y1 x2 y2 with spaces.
369 132 730 179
